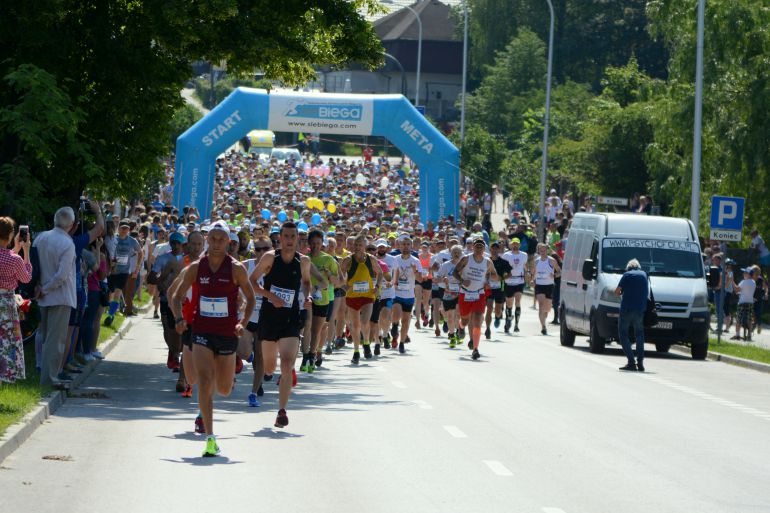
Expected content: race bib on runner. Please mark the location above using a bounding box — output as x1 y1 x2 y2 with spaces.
199 296 228 318
270 285 295 308
489 279 502 289
463 290 481 301
396 278 411 293
353 281 370 293
116 255 129 266
448 282 460 292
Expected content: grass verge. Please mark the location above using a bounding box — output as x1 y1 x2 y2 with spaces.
709 338 770 365
0 292 146 437
0 344 51 435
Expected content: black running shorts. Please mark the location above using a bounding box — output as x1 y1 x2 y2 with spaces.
534 284 554 299
192 332 238 356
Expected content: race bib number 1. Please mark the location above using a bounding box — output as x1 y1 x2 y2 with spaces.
200 296 228 318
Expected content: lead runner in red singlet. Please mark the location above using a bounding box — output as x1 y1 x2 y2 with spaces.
172 221 255 457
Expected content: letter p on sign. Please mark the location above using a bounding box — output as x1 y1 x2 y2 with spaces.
718 200 737 225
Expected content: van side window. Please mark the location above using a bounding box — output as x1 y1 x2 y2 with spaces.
590 238 599 261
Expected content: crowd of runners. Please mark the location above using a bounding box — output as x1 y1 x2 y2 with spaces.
138 150 561 457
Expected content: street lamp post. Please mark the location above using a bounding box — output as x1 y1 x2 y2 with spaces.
691 0 705 229
383 1 422 107
538 0 555 241
460 0 469 143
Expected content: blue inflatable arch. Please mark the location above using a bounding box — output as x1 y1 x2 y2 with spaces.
174 88 459 223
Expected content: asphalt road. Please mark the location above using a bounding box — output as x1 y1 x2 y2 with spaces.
1 306 769 513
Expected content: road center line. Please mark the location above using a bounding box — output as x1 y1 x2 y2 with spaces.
391 380 407 389
412 399 433 410
443 425 467 438
483 460 513 476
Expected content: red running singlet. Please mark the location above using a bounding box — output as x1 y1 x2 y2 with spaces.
192 255 239 336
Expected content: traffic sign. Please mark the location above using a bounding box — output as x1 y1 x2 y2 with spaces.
597 196 628 206
710 195 744 241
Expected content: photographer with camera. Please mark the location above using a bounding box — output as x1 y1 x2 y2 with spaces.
0 217 32 383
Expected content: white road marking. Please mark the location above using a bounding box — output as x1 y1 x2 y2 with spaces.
412 399 433 410
542 508 567 513
539 338 770 422
391 380 407 389
483 460 513 476
443 425 467 438
374 366 386 372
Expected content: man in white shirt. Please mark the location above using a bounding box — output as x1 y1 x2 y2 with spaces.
33 207 77 388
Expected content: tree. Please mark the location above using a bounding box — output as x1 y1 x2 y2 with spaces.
169 104 204 147
452 125 508 194
467 0 667 88
646 0 770 236
465 28 547 140
0 0 384 227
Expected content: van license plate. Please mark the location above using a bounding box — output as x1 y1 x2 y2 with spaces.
652 322 672 329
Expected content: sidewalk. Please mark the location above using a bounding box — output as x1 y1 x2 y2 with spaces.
709 318 770 350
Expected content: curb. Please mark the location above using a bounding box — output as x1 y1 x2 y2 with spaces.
670 346 770 375
0 304 149 465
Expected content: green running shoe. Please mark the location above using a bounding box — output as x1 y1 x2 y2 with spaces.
449 335 456 348
202 436 220 457
307 361 315 373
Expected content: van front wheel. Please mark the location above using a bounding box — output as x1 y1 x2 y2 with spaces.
589 318 606 354
655 343 671 353
691 341 709 360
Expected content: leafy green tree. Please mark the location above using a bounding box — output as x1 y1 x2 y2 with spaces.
646 0 770 236
169 104 204 147
465 28 547 140
453 125 508 194
0 0 383 227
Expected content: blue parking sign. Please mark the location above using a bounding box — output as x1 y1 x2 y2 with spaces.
710 196 744 230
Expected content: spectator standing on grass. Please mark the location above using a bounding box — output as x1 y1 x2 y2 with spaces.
614 258 649 372
0 217 32 383
733 267 756 341
33 207 77 389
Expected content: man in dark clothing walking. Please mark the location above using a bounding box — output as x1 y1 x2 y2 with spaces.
614 258 649 372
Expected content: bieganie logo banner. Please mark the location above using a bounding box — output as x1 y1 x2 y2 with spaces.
268 92 374 135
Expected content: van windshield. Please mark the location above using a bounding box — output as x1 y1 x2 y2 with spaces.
601 239 703 278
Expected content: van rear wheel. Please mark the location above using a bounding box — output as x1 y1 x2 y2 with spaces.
589 318 606 354
560 306 575 347
655 343 671 353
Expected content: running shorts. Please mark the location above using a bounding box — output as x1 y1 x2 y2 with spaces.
192 332 238 356
459 294 487 317
489 288 505 304
346 296 374 311
431 288 443 300
442 297 458 311
394 297 415 313
534 284 554 299
108 272 129 292
504 283 525 297
312 303 330 318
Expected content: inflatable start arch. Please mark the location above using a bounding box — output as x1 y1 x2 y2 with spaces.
174 88 459 223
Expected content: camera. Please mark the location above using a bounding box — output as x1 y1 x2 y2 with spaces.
19 225 29 242
79 196 92 214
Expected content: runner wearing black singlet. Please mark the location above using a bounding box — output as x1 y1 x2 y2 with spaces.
250 222 313 428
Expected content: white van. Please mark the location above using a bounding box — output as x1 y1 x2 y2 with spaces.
559 213 710 359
